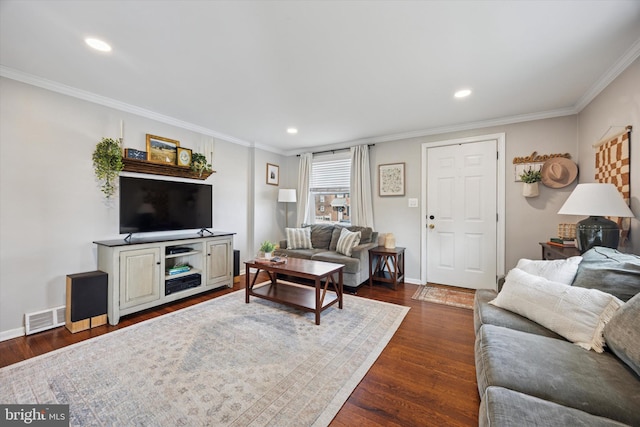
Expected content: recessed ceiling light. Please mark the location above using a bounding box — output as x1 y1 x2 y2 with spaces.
85 38 112 52
454 89 472 98
287 128 298 134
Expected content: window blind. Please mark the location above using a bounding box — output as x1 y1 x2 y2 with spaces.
311 158 351 192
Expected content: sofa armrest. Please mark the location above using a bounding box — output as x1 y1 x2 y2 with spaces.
350 242 378 261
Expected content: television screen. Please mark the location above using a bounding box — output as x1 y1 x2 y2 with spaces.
119 176 212 234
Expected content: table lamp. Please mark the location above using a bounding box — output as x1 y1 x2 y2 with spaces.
278 189 297 228
558 183 634 253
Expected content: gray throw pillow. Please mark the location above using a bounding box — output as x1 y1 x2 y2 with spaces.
604 293 640 377
309 224 334 249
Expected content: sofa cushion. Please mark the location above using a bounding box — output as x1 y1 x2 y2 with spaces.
309 224 334 249
310 251 361 274
604 292 640 377
475 324 640 426
286 227 312 249
277 248 324 260
516 256 582 285
490 268 623 352
329 226 375 250
479 386 629 427
335 228 361 256
473 289 562 339
572 247 640 301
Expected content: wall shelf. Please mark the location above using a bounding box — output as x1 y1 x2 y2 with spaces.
122 158 214 180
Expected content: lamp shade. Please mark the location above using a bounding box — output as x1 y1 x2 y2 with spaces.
278 189 297 203
558 183 633 217
558 183 633 253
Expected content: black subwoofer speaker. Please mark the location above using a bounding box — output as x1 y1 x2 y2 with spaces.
65 270 108 333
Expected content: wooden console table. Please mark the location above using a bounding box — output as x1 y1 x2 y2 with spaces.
369 246 405 290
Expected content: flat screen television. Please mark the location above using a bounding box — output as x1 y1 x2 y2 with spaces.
119 176 212 235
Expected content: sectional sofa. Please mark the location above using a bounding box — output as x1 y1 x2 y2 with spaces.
473 247 640 426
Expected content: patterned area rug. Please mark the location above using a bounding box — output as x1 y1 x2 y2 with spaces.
0 290 408 426
412 285 475 310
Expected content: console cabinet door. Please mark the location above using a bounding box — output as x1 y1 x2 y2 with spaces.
119 247 161 309
206 239 231 287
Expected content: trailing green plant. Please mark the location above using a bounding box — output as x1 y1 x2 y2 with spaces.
92 137 123 198
191 152 212 177
260 240 276 254
519 168 542 184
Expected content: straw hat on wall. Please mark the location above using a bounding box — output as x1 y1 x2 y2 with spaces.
540 157 578 188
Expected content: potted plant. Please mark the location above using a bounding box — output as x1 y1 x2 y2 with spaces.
92 137 124 198
260 240 276 259
191 152 212 177
520 168 542 197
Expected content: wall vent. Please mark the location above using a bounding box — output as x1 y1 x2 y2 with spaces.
25 306 65 335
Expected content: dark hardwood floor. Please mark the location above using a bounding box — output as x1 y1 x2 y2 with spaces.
0 275 480 426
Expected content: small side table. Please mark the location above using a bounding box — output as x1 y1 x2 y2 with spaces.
369 246 405 290
539 242 581 260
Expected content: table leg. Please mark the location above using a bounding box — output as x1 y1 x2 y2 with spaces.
315 277 321 325
245 263 251 303
338 269 343 309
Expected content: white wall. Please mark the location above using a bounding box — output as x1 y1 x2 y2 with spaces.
0 77 252 338
577 57 640 253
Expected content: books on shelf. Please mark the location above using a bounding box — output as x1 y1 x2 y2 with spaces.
167 265 191 275
547 238 577 248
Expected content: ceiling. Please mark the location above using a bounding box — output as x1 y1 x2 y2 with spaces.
2 1 640 155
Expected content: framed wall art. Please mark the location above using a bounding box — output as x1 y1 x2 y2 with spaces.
379 162 405 196
266 163 279 186
146 134 179 165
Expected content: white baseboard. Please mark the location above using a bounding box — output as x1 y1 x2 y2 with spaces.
404 277 422 285
0 327 25 342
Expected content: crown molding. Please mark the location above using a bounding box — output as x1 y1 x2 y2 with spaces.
285 107 578 157
0 66 252 147
574 36 640 112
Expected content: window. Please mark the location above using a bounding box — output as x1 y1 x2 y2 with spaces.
311 155 351 224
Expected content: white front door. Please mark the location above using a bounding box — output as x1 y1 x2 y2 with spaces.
425 139 498 289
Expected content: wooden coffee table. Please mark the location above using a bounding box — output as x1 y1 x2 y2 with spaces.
245 257 344 325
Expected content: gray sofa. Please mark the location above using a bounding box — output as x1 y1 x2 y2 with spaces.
474 247 640 426
277 224 378 290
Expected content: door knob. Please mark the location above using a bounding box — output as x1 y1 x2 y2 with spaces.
428 224 435 229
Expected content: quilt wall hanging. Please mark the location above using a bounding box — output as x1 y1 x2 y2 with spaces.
594 125 632 244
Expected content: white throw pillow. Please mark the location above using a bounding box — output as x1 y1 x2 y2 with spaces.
336 228 361 257
516 256 582 285
286 227 312 250
490 268 623 352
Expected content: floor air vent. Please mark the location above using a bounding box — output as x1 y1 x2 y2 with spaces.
25 306 65 335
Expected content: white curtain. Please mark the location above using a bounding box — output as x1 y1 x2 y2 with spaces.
350 145 374 228
296 153 313 227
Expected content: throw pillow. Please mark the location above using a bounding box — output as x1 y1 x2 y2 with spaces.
515 256 583 285
604 293 640 377
335 228 361 257
490 268 624 352
286 227 312 250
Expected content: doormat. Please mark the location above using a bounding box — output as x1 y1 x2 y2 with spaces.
411 285 475 310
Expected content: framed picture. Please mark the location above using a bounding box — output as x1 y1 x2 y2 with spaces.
266 163 279 186
176 147 192 167
379 162 405 196
146 134 180 165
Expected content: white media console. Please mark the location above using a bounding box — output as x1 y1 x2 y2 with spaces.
94 232 234 325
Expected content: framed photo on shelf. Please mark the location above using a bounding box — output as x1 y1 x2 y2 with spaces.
266 163 279 186
378 162 405 196
146 134 180 165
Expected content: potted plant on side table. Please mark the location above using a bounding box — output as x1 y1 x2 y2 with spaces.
520 168 542 197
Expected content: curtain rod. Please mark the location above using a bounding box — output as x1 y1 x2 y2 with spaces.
296 144 375 157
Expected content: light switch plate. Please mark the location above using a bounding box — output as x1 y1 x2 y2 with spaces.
408 198 418 208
